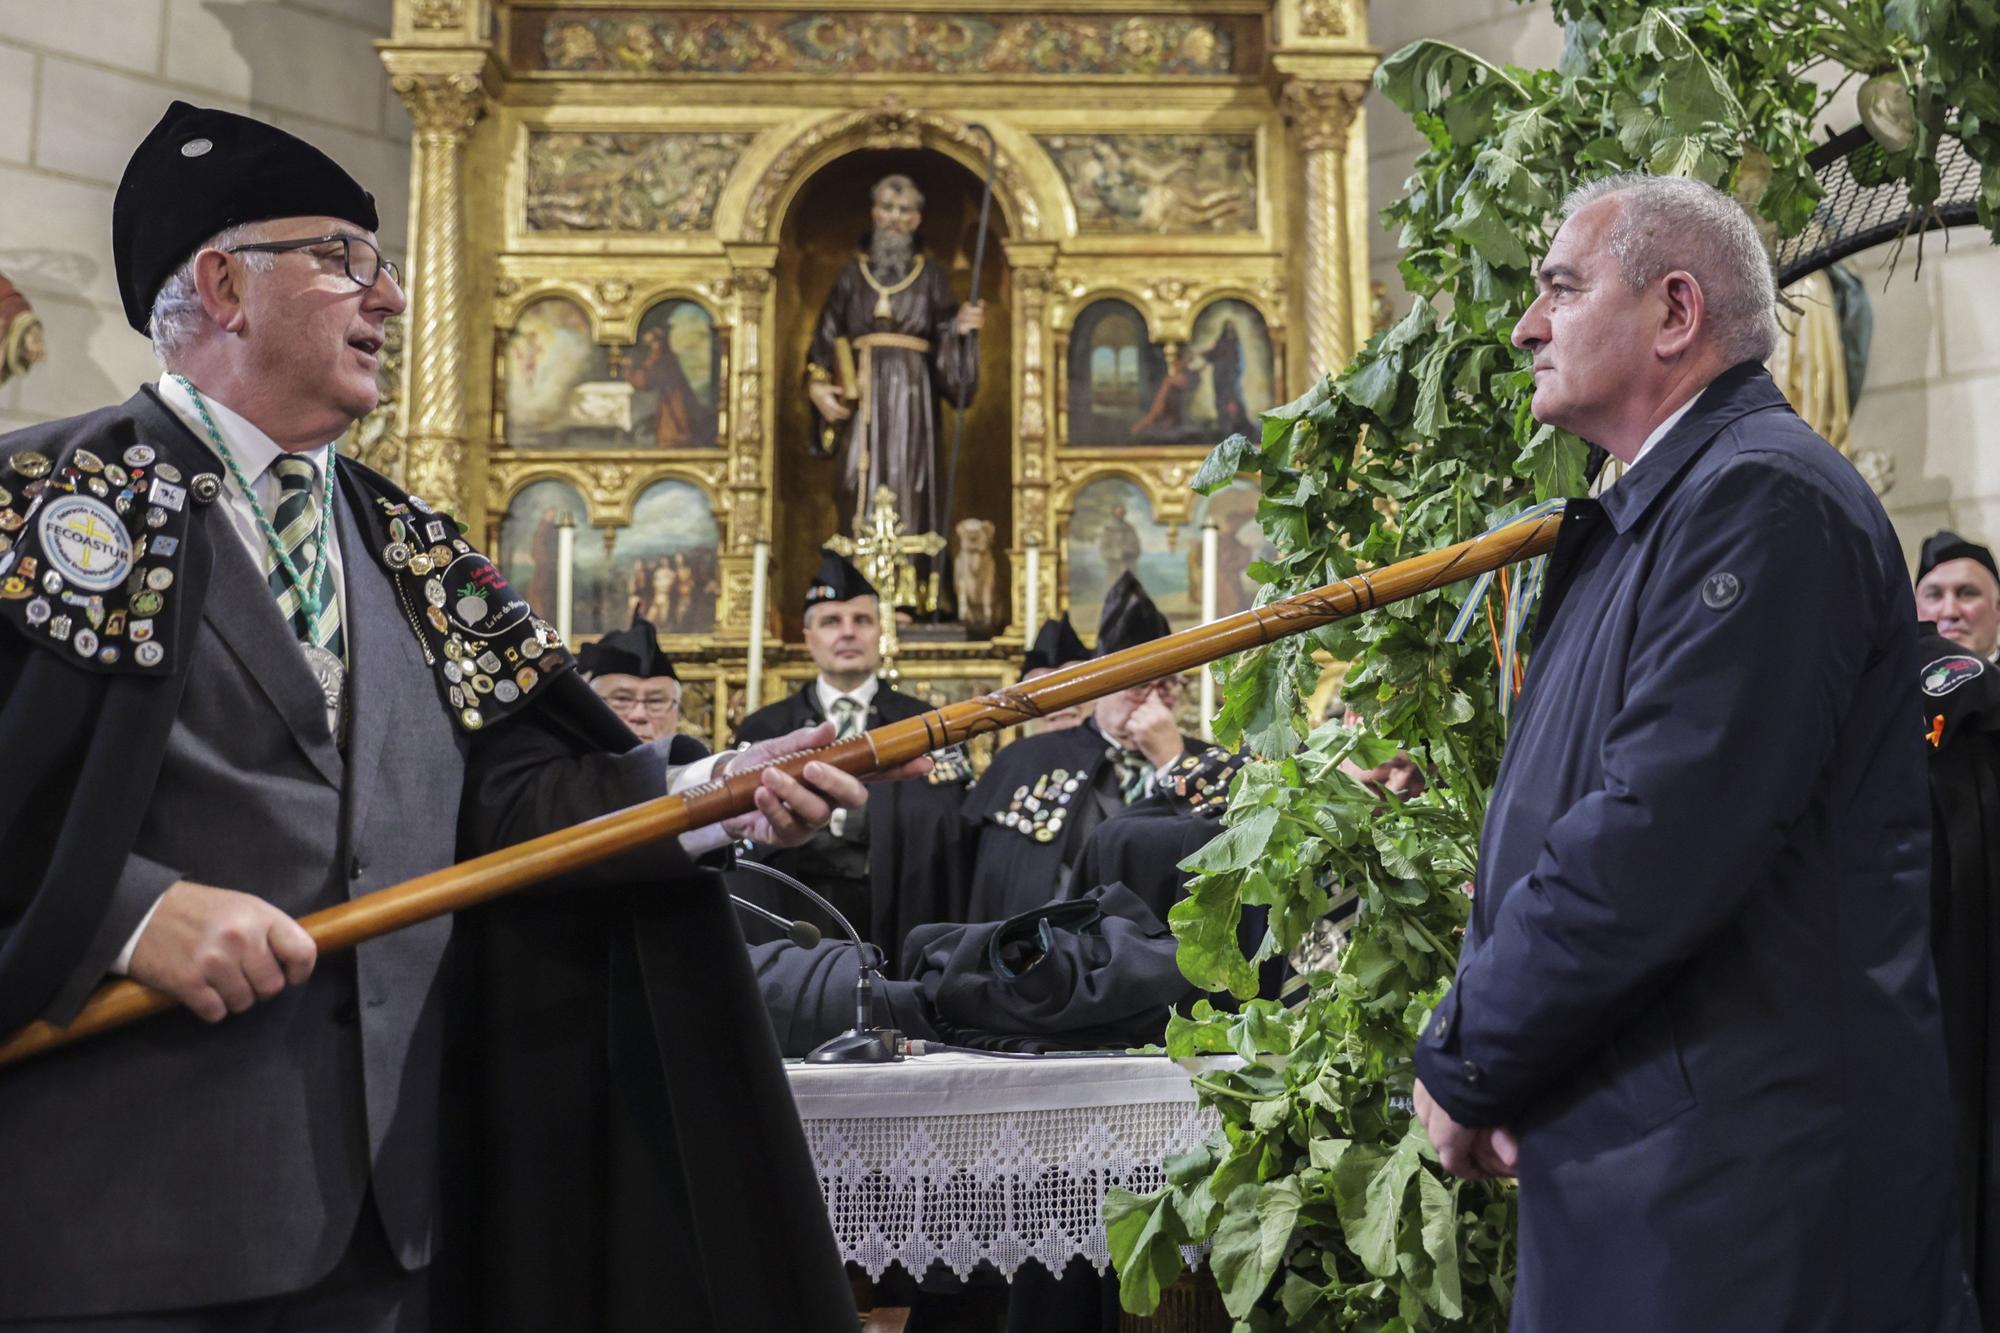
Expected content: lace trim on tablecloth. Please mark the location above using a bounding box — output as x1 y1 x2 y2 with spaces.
803 1099 1216 1280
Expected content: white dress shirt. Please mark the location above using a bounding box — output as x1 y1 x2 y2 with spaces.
814 674 880 721
1630 393 1698 469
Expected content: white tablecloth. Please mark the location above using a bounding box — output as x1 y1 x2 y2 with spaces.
786 1051 1221 1281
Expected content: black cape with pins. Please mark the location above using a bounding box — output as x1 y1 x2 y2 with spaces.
1919 624 2000 1323
730 680 969 970
0 389 850 1332
961 722 1203 923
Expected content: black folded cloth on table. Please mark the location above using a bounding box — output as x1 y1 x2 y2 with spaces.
749 883 1191 1057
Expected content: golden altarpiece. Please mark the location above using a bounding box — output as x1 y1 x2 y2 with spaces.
367 0 1379 748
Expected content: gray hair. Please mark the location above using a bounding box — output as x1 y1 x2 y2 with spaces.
147 222 276 368
1560 173 1779 367
871 174 925 210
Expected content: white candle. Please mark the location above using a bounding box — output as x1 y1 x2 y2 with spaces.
1023 535 1041 636
746 537 770 713
1199 521 1219 741
555 513 576 646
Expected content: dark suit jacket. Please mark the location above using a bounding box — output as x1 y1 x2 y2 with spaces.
731 680 968 969
1415 364 1978 1331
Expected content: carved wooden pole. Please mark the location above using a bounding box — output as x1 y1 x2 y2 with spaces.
1282 80 1366 378
389 66 485 510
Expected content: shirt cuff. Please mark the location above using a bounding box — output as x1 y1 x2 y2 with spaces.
111 895 167 976
664 749 733 856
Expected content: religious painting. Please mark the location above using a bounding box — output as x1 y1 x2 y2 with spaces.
608 480 722 637
1038 134 1258 233
1184 298 1275 442
502 296 723 450
497 477 608 635
626 299 722 449
1191 479 1277 618
520 11 1254 78
502 296 607 449
1067 299 1166 446
1065 476 1199 637
1067 296 1275 448
524 131 753 233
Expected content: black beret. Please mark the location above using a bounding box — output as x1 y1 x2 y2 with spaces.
1022 614 1089 674
1096 571 1172 657
1917 531 2000 588
804 549 877 611
576 617 677 680
113 101 379 334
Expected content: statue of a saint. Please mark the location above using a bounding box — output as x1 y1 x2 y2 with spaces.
806 174 984 540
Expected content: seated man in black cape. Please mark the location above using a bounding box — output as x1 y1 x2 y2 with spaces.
730 549 972 966
0 102 878 1332
962 573 1205 922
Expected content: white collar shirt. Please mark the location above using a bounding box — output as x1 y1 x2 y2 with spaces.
1629 393 1699 470
815 674 880 720
155 375 346 626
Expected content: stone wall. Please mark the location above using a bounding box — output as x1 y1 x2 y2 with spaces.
1363 0 2000 569
0 0 407 432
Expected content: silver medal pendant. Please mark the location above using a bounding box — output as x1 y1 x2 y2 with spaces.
301 642 347 738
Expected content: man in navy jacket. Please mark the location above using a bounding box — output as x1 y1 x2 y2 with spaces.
1412 173 1979 1331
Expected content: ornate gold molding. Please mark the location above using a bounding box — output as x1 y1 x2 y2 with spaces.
1280 78 1363 154
1298 0 1352 37
742 99 1045 241
389 59 488 509
1282 78 1366 378
411 0 464 31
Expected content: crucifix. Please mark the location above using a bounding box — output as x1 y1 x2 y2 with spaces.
824 485 944 674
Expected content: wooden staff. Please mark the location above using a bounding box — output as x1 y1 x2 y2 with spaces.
0 508 1562 1070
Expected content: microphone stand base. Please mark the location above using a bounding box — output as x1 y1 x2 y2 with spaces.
806 1027 903 1064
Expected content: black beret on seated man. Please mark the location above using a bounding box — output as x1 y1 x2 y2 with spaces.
0 102 886 1332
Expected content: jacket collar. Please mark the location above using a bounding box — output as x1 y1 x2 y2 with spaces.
1595 361 1791 535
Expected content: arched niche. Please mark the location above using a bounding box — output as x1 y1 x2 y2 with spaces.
768 143 1014 638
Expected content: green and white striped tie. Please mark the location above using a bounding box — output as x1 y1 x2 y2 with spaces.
267 455 343 657
829 695 863 740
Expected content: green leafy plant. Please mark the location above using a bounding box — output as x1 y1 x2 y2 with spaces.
1108 5 1996 1328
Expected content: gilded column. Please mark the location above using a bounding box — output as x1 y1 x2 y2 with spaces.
1011 264 1054 637
389 68 484 510
1282 80 1365 378
718 266 772 637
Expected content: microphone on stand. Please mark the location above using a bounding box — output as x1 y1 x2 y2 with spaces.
729 894 823 949
732 856 901 1064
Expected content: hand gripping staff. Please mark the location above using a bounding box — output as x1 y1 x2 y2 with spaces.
0 506 1563 1069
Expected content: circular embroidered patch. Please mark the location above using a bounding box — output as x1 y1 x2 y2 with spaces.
1702 571 1741 610
1922 654 1987 697
38 494 133 592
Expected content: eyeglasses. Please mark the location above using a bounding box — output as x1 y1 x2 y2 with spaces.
226 234 403 290
602 691 681 717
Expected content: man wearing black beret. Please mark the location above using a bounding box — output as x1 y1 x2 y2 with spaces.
728 549 971 966
577 614 684 743
0 103 872 1330
1018 612 1090 735
1919 530 2000 663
